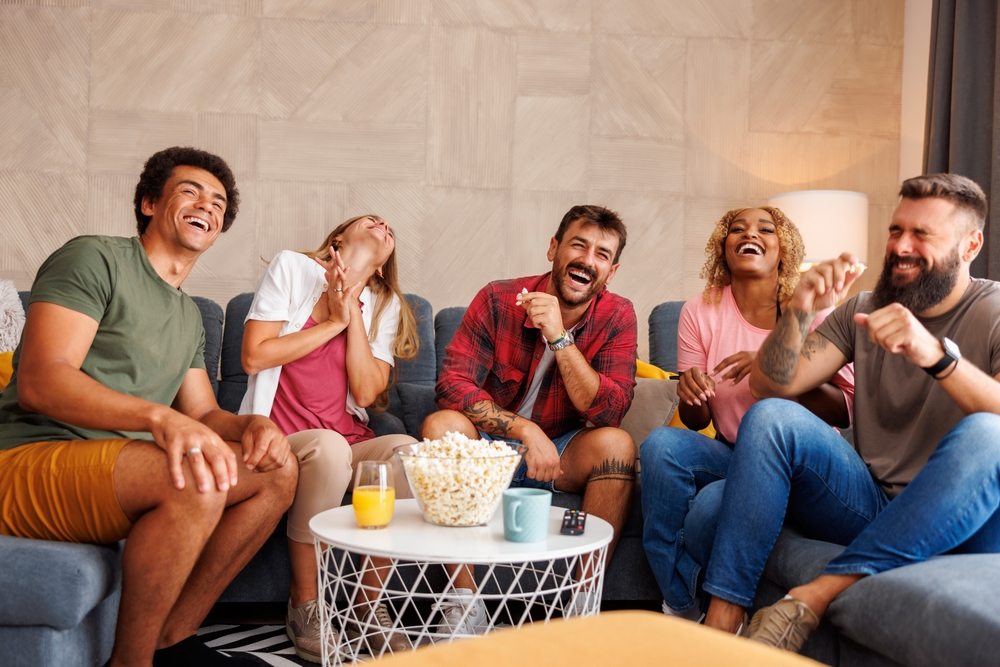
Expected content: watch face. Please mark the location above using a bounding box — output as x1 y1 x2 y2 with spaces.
942 337 961 359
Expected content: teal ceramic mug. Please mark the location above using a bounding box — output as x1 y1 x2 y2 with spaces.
502 488 552 543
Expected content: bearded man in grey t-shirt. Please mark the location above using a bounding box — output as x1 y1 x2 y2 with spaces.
686 174 1000 650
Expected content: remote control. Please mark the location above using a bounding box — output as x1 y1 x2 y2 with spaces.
560 509 586 535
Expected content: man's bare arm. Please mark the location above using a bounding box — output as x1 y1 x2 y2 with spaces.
18 302 238 492
463 400 525 438
552 344 600 413
751 310 848 399
462 399 562 481
172 368 291 474
857 304 1000 416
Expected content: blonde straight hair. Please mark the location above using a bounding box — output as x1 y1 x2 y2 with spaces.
300 215 419 411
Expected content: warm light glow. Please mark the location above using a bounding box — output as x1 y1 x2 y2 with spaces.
768 190 869 270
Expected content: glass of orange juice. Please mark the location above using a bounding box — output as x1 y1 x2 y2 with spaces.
352 461 395 529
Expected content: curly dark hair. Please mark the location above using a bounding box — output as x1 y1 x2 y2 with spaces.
133 146 239 236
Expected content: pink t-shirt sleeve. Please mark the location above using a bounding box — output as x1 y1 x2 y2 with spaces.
677 297 710 374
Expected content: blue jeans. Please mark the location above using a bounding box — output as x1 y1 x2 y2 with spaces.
640 427 732 612
480 428 582 492
701 399 1000 608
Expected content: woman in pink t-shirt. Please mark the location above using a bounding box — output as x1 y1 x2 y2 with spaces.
241 215 419 660
640 207 855 624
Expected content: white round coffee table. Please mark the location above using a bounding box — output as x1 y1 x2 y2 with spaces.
310 499 613 665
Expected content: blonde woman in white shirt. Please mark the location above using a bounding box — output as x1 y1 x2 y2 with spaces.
241 215 419 661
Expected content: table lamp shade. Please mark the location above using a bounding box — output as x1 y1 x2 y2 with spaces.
767 190 869 266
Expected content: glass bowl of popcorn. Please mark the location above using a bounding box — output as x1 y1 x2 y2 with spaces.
396 432 526 527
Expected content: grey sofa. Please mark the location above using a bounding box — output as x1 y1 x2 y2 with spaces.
6 291 1000 667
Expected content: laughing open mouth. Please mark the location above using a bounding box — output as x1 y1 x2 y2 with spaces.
736 242 764 256
184 216 210 232
567 265 595 288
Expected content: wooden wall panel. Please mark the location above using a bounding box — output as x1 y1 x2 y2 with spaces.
0 0 905 365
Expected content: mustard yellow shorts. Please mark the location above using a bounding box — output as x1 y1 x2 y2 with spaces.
0 439 134 544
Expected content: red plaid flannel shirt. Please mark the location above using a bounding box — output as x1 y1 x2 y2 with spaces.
436 273 638 438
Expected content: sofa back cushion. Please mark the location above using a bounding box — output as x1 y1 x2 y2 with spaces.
190 296 223 395
434 307 467 377
219 292 254 413
648 301 684 372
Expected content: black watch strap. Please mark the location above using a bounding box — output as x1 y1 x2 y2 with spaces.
922 337 960 377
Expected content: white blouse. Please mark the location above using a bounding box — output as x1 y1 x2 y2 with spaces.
237 250 400 424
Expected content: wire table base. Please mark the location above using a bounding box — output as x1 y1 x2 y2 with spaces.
311 501 612 665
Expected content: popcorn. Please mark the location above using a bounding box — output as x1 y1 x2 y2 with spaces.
515 287 528 304
398 432 523 526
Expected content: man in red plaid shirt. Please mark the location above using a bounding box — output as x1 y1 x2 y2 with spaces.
422 206 638 623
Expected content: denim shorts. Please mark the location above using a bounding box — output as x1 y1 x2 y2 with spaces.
479 428 583 492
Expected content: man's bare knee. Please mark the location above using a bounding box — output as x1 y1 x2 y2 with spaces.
421 410 476 440
585 428 637 483
269 456 299 509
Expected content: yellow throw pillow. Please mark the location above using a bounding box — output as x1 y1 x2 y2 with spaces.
637 359 716 439
0 351 13 391
636 359 675 380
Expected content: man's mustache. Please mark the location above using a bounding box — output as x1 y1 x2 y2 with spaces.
885 253 928 271
566 262 596 281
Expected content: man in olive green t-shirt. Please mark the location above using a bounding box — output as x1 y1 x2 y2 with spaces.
688 175 1000 651
0 147 295 667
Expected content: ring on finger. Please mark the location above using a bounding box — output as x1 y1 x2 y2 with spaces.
332 288 343 292
186 447 202 457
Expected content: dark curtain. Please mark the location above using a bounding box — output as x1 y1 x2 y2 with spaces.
924 0 1000 278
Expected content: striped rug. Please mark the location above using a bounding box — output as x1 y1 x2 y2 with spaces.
198 624 312 666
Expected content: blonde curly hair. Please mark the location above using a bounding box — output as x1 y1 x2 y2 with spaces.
700 206 805 304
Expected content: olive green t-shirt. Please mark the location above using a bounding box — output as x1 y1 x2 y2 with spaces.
816 279 1000 497
0 235 206 450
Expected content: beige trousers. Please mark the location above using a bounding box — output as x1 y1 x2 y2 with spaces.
285 429 416 544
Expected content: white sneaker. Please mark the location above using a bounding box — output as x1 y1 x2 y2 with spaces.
431 588 489 637
661 600 706 623
565 589 600 618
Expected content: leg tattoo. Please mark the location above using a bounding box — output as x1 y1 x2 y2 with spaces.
588 458 637 483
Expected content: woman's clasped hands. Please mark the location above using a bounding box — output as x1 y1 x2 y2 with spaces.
678 350 757 406
315 247 364 328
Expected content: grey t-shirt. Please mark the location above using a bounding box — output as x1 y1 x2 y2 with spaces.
816 279 1000 497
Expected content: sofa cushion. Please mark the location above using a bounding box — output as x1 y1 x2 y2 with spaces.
218 291 254 413
190 295 223 395
648 301 684 372
434 307 467 377
0 535 122 629
621 377 679 448
395 295 436 386
827 554 1000 667
396 381 438 439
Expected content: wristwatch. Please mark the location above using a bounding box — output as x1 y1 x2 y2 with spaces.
922 337 961 377
547 330 574 351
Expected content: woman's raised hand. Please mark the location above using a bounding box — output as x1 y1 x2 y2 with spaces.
712 350 757 386
316 248 363 328
677 367 716 407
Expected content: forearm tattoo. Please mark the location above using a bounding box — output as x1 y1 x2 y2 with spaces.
588 458 637 482
801 331 830 361
758 309 813 385
463 400 517 437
